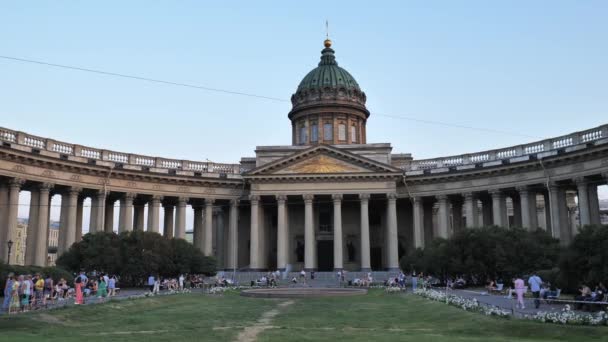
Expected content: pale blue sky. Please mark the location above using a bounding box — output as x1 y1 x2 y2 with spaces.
2 1 607 229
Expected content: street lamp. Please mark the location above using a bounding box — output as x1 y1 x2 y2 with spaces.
7 240 13 264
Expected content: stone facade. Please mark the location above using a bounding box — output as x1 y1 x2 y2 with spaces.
0 40 607 271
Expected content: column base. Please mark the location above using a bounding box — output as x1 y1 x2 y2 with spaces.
304 268 316 272
360 267 372 272
386 267 400 272
333 268 343 272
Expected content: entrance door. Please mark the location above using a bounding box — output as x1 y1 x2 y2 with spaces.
371 247 382 271
317 240 334 271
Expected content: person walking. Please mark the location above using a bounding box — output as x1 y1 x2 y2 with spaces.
74 274 84 305
514 277 526 309
148 275 156 293
3 273 14 312
97 276 108 303
179 274 184 290
411 272 418 292
9 275 20 314
108 275 116 297
528 273 543 309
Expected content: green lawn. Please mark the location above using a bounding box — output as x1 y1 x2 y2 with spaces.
0 290 606 342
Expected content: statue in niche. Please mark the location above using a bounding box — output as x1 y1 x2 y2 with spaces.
295 239 304 262
347 240 356 262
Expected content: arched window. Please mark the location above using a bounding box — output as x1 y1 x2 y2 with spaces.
351 125 357 143
323 123 333 141
299 124 307 145
311 122 318 142
338 124 346 141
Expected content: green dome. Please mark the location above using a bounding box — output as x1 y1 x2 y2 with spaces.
296 46 361 92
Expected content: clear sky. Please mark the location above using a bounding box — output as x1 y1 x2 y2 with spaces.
2 1 607 229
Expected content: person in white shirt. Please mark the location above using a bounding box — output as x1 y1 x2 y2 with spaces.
179 274 185 290
528 273 543 309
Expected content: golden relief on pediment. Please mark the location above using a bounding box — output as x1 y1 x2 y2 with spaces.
277 155 366 174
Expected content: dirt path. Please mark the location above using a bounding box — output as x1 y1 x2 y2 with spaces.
235 300 294 342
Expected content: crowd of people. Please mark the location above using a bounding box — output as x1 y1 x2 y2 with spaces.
2 271 119 314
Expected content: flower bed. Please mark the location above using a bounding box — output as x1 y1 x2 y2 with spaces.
528 305 608 326
414 288 510 317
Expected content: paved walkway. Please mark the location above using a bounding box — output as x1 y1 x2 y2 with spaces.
450 288 572 316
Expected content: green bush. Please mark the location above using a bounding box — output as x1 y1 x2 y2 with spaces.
558 225 608 292
56 231 216 286
400 226 561 284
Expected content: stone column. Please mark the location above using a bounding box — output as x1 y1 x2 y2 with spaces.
62 187 80 255
332 194 343 271
163 204 174 238
575 178 591 227
412 196 425 248
249 195 261 270
89 191 104 233
192 205 203 250
436 195 450 238
175 197 188 239
303 194 315 271
517 186 532 229
548 184 566 242
58 194 68 252
75 196 84 241
118 193 134 232
147 196 162 233
464 192 477 228
134 203 145 231
276 195 288 271
203 198 214 256
227 199 239 271
588 184 601 225
528 191 539 229
490 189 505 227
5 179 23 264
104 198 114 233
359 194 371 271
386 193 399 271
25 187 40 265
0 182 8 261
215 208 225 269
34 183 52 266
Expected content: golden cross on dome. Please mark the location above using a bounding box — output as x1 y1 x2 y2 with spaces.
324 20 332 48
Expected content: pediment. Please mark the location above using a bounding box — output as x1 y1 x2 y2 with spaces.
245 145 402 176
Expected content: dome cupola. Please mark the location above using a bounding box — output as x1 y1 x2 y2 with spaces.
289 39 369 146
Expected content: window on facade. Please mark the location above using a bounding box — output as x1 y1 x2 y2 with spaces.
299 125 307 144
323 123 333 141
319 209 332 232
311 123 318 142
338 124 346 141
351 125 357 143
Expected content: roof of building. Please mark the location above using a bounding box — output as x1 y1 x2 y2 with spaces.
296 40 361 93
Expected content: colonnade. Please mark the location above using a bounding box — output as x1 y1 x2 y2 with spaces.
0 177 239 267
411 174 607 248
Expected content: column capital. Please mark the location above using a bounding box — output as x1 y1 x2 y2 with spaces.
276 194 287 203
463 192 475 200
303 194 314 202
204 198 215 206
151 195 163 202
488 188 503 197
38 182 54 192
358 193 371 201
573 177 588 186
332 194 343 202
68 186 83 195
230 198 240 206
548 182 560 192
124 192 136 201
412 196 422 204
177 196 189 205
386 193 397 200
8 177 25 188
249 194 260 203
515 185 529 193
436 194 448 201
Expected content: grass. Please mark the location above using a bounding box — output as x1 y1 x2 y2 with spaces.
0 290 607 342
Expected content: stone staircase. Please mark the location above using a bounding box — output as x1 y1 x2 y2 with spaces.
218 271 399 286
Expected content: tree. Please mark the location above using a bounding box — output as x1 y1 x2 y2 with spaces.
57 231 216 286
400 226 561 284
558 225 608 292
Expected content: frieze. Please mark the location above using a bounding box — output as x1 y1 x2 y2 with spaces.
177 186 190 193
41 170 55 178
570 164 584 172
152 184 162 191
97 178 109 185
12 165 26 173
70 174 82 182
203 188 216 195
126 181 137 188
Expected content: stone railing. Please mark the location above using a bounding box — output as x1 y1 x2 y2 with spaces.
407 124 608 175
0 127 245 176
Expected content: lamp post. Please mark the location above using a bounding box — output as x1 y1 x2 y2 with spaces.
7 240 13 264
